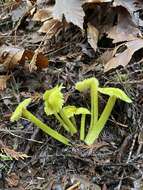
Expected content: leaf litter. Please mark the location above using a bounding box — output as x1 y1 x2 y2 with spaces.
0 0 143 189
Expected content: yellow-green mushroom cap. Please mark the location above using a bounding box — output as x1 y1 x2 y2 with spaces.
75 107 90 115
98 87 132 103
10 98 32 122
62 106 77 118
43 85 64 115
62 106 90 118
75 77 99 92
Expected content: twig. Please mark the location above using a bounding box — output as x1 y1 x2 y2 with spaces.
127 133 137 163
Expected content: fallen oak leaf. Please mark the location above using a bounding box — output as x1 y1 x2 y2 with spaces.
104 38 143 72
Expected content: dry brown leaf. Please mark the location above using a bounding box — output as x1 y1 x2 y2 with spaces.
138 131 143 144
23 50 49 69
0 45 48 71
134 0 143 9
99 49 115 64
104 38 143 72
2 147 29 160
53 0 85 29
26 0 37 6
0 75 10 91
0 140 29 160
112 0 140 25
39 18 65 36
113 0 137 14
32 7 53 22
87 23 99 52
0 45 25 70
107 7 140 43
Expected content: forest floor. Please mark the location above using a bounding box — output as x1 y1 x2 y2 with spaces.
0 1 143 190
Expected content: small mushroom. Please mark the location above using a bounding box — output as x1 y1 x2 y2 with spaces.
43 85 77 134
62 105 77 127
85 87 132 145
75 78 99 134
76 107 90 141
11 98 70 145
10 98 32 122
62 106 90 140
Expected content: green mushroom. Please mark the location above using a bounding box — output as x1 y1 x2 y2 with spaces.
10 98 70 145
85 87 132 145
43 85 77 134
62 106 90 141
75 78 99 134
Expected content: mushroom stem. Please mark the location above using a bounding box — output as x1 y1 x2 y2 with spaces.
71 116 77 127
59 110 77 134
89 82 98 132
85 96 116 145
22 108 70 145
54 112 70 132
80 114 86 141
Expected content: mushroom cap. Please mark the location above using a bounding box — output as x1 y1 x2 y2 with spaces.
10 98 32 122
75 77 99 92
98 87 132 103
43 85 64 115
75 107 90 115
62 106 77 118
62 105 90 118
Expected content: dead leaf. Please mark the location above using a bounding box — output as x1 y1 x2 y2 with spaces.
99 50 114 64
112 0 140 25
0 140 29 160
107 7 141 43
0 75 10 91
53 0 85 29
6 173 19 187
113 0 136 13
104 38 143 72
26 0 37 6
2 147 29 160
38 18 65 37
32 7 53 22
0 45 48 71
87 23 99 52
11 3 27 23
138 131 143 144
0 45 25 70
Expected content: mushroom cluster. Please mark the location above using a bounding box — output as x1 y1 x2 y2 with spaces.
76 78 132 145
10 77 132 146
